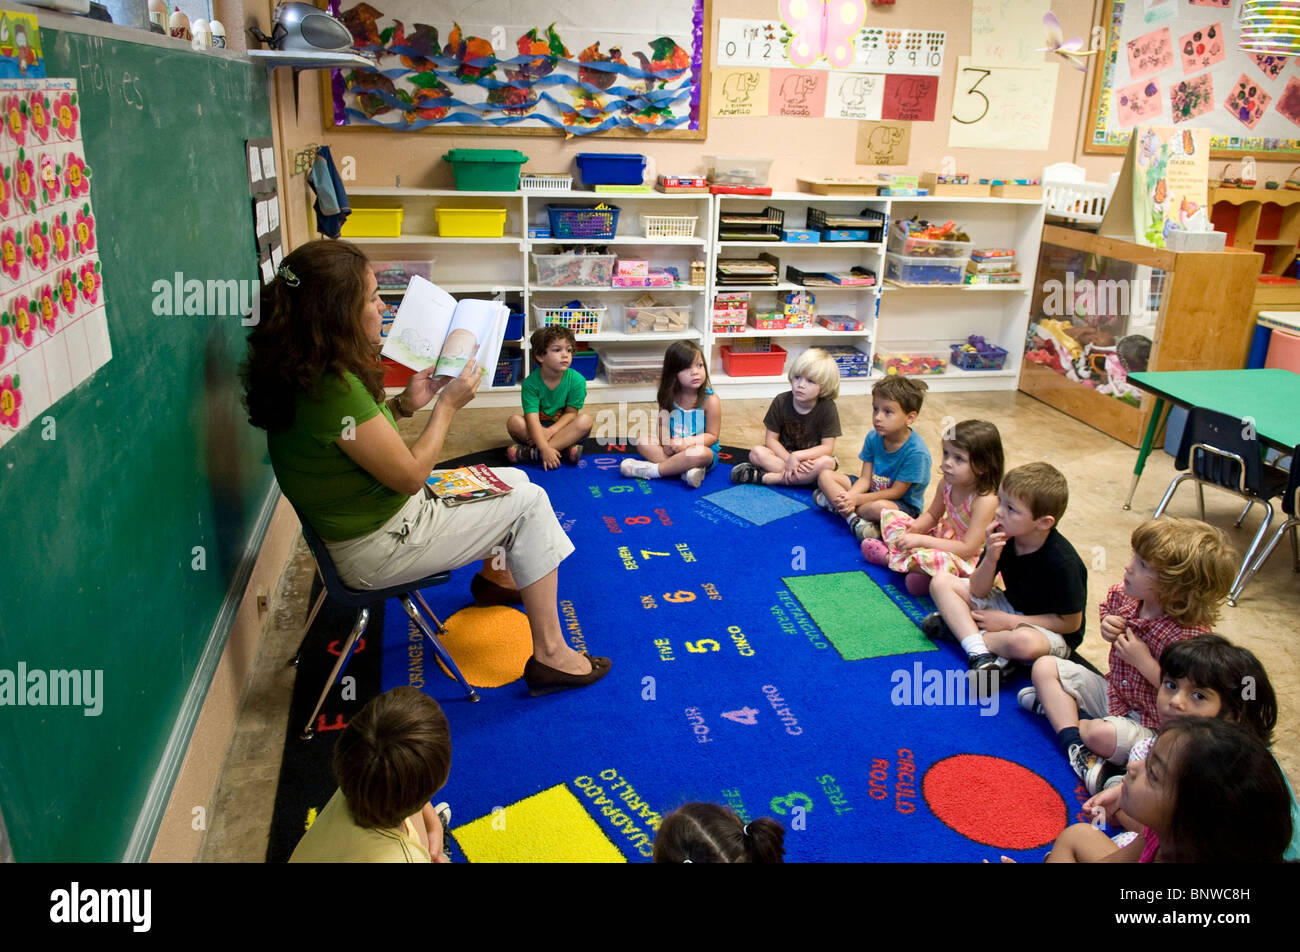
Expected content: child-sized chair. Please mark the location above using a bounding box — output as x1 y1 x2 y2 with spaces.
1228 446 1300 604
1154 407 1290 606
292 506 479 740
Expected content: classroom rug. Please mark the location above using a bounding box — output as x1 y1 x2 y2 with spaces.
268 441 1097 863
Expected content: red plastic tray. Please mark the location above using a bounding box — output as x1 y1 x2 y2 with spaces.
720 343 787 376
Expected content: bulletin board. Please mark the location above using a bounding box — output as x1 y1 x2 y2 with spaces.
1086 0 1300 157
327 0 709 138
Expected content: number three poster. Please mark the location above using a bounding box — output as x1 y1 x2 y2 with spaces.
947 57 1059 150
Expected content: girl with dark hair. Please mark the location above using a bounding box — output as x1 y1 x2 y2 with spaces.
652 802 785 863
862 419 1004 596
619 340 721 489
243 240 609 696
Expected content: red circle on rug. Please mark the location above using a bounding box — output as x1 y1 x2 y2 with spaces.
922 754 1067 850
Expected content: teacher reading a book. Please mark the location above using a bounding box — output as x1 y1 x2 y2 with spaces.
243 241 610 695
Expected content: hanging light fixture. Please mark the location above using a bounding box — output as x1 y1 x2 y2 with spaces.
1240 1 1300 55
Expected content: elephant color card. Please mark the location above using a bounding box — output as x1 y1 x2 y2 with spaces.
826 70 884 120
710 66 769 118
882 74 937 122
771 69 828 118
856 121 911 166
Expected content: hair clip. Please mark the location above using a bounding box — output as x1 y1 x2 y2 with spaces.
277 264 300 287
742 823 750 837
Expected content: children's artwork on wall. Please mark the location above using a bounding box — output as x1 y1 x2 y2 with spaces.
1275 77 1300 128
947 58 1059 150
329 0 707 137
881 74 937 121
1088 0 1300 156
1 78 110 450
825 70 883 120
771 68 828 117
970 0 1050 70
855 120 910 164
710 67 767 118
0 11 44 80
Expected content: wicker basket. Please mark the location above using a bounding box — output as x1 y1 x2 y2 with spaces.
641 214 699 239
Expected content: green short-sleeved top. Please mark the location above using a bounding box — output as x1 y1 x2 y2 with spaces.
520 367 587 418
267 371 408 541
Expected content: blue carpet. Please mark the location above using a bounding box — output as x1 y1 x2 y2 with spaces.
372 445 1097 862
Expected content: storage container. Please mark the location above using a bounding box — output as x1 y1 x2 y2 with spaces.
823 343 873 377
519 172 573 192
493 349 523 386
434 207 508 238
533 302 606 336
546 203 621 239
781 228 820 243
806 206 886 242
381 357 414 388
887 222 973 257
504 312 525 340
531 253 616 287
571 350 600 380
341 208 403 238
885 252 966 285
597 346 666 384
705 155 773 186
720 343 787 377
575 153 647 186
641 214 699 239
624 304 692 334
874 345 948 376
950 342 1009 370
443 149 528 191
370 260 433 289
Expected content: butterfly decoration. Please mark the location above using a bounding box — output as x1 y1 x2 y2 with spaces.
1038 11 1097 72
780 0 867 70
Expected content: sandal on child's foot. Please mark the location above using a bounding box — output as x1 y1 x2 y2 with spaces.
850 517 880 543
568 444 584 464
861 539 890 565
507 443 537 464
904 572 932 596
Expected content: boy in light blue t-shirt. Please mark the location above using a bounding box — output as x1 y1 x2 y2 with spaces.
816 375 931 543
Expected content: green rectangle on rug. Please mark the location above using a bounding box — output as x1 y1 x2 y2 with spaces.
783 572 937 661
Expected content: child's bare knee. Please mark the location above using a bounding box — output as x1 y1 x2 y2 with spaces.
1030 655 1059 687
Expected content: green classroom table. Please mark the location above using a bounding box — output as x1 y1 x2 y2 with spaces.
1123 369 1300 510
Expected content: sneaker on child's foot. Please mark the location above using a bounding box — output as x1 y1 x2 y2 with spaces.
968 652 1000 672
683 466 706 488
1102 772 1125 792
1068 743 1108 795
1017 685 1046 715
920 611 955 642
507 443 537 464
850 516 880 543
568 444 584 464
730 462 762 484
812 489 832 510
620 458 658 480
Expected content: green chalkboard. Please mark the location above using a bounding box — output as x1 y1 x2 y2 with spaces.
0 25 274 861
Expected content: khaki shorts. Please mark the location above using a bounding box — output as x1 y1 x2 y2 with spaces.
1050 657 1155 764
325 467 574 592
970 588 1071 659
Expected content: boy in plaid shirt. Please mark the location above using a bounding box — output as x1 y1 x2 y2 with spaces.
1020 518 1237 793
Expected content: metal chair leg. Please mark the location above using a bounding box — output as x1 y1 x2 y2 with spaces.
300 607 370 739
1195 481 1206 520
1154 473 1192 517
1290 520 1300 572
1227 501 1275 607
1233 498 1254 529
413 589 448 636
402 596 479 702
290 585 328 668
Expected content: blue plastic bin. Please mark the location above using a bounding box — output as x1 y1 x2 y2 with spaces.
575 153 647 186
505 312 525 340
571 350 599 381
493 350 523 387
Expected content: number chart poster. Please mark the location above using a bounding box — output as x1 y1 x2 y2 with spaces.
329 0 706 135
376 450 1091 863
1089 0 1300 155
0 78 109 451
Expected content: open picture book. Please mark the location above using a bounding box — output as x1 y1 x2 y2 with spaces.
380 275 510 384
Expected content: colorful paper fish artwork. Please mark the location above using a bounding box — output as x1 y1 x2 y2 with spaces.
780 0 867 70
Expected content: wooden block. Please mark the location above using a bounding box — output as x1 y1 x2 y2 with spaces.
797 177 879 195
991 184 1043 199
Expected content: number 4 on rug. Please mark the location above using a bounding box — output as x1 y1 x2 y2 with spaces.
721 707 759 725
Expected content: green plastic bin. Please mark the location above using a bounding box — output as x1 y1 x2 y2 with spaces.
444 149 528 191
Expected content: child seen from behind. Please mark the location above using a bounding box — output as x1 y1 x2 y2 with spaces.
652 802 785 863
619 341 720 488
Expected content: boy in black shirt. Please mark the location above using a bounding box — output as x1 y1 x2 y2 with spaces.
924 462 1087 673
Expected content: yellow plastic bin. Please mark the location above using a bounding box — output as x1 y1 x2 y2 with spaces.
435 207 508 238
340 208 404 238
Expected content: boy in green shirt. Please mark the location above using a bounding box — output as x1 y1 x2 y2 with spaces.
507 325 593 469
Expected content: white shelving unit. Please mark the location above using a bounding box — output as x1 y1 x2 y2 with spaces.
339 187 1045 406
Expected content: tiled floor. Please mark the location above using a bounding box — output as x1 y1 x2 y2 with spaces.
199 390 1300 861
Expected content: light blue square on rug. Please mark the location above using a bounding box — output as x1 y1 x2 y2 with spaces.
703 485 810 525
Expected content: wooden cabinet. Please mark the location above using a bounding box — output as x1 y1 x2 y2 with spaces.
1018 225 1263 446
1210 186 1300 277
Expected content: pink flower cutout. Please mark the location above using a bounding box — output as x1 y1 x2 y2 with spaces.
36 284 57 335
79 260 101 306
0 321 8 365
38 154 60 205
1 226 22 280
13 153 36 211
74 207 95 253
58 266 78 317
0 166 10 220
53 92 78 141
6 295 36 348
4 95 26 148
0 374 22 430
63 154 88 199
27 92 51 144
50 213 71 262
26 219 49 272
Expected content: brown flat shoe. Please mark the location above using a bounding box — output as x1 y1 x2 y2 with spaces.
523 653 611 697
470 572 524 606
